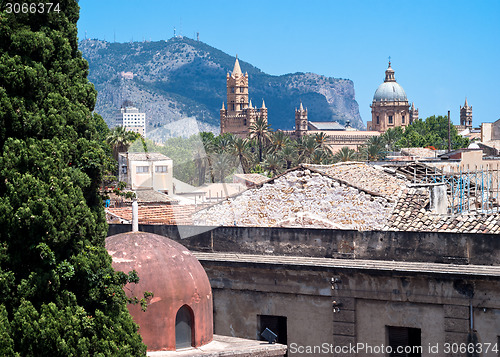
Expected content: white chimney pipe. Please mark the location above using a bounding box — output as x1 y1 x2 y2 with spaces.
132 198 139 232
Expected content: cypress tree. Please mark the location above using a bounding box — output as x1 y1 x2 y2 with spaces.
0 1 146 355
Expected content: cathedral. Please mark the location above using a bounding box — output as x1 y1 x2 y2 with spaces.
367 61 419 132
220 57 268 137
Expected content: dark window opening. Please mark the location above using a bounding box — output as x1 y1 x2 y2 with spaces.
230 87 235 93
258 315 287 345
244 119 247 126
402 115 405 124
240 87 244 93
376 116 380 124
387 326 421 357
389 115 393 124
176 305 194 350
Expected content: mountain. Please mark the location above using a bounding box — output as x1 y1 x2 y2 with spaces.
79 37 364 140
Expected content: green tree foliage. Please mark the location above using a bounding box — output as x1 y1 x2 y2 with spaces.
333 146 358 162
0 1 146 355
106 126 141 161
393 116 469 150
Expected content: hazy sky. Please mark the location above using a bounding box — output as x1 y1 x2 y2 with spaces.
78 0 500 128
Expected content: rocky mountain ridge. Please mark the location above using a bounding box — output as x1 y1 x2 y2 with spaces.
79 37 364 140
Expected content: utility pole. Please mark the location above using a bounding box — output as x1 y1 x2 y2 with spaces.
448 110 451 152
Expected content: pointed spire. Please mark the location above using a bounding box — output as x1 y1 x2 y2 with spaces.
221 102 225 110
299 102 304 111
232 55 242 75
261 99 266 109
249 100 253 109
464 97 468 107
411 102 414 109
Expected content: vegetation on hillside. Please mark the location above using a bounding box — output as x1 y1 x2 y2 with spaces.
0 1 146 355
79 37 364 134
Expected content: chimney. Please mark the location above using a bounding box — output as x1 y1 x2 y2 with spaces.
429 183 448 214
132 198 139 232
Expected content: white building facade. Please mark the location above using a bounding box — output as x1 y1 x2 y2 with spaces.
116 106 146 137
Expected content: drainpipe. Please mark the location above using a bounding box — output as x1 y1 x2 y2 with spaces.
132 198 139 232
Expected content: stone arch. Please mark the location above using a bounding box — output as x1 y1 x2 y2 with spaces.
175 305 194 349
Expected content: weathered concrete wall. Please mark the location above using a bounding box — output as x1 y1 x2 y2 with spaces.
108 224 500 265
201 260 500 357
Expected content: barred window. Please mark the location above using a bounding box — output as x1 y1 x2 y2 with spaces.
136 166 149 173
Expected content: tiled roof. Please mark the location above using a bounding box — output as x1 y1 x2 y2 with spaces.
305 163 407 199
401 147 440 158
106 205 195 225
383 185 500 234
118 152 171 161
135 189 178 204
194 167 394 230
233 173 270 185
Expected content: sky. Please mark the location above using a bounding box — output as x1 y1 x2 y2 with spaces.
78 0 500 128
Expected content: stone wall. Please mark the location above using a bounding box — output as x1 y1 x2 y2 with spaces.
108 224 500 265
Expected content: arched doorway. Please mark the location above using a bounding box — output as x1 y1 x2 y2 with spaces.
175 305 193 349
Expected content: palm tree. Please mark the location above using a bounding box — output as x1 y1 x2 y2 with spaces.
314 132 328 149
270 130 290 153
249 117 271 162
263 153 283 177
232 137 252 173
333 146 358 163
279 144 297 170
106 126 140 160
210 152 236 182
214 133 235 153
382 127 403 152
297 135 318 164
361 136 386 161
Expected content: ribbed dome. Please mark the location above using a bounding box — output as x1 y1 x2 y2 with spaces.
105 232 213 351
373 81 407 102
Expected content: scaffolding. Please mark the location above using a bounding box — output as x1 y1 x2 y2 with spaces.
393 162 500 215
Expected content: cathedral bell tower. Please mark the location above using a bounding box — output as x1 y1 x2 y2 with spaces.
460 98 472 129
295 102 308 138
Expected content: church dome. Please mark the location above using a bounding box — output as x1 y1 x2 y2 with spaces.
373 81 407 102
105 232 213 351
373 62 407 102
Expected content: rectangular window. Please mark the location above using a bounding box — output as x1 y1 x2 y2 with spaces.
121 166 127 174
136 166 149 173
155 166 168 173
387 326 421 357
240 87 244 93
389 115 393 124
376 116 380 124
258 315 287 345
402 115 405 124
231 87 235 93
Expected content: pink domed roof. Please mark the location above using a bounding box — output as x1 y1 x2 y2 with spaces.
105 232 213 351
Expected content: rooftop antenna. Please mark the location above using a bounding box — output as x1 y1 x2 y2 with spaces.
174 27 176 37
85 30 87 40
197 32 200 41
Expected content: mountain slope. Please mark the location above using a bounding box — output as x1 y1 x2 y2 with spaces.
79 37 364 140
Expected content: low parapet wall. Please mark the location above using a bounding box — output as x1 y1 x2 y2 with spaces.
107 224 500 265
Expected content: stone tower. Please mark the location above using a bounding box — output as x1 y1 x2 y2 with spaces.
409 102 419 124
220 57 268 137
368 61 411 133
295 102 308 137
460 98 472 129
